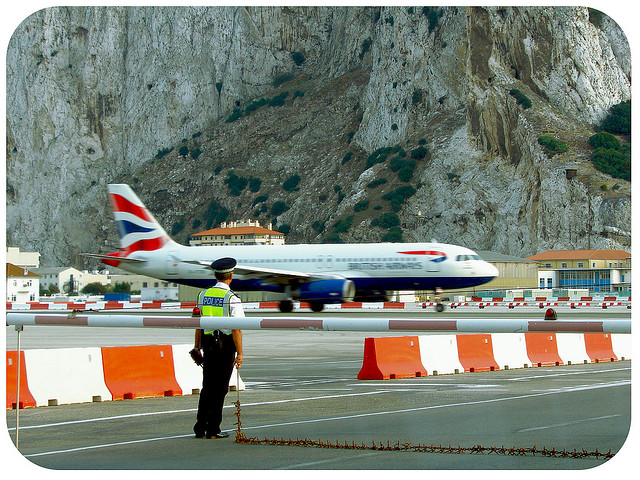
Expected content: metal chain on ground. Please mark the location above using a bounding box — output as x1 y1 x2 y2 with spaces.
232 398 614 460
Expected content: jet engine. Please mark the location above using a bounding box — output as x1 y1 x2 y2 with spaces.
294 279 356 304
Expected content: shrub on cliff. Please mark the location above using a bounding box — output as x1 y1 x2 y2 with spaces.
589 132 620 150
599 100 630 135
538 136 568 157
509 89 532 109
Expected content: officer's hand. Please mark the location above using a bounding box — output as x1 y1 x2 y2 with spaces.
235 353 243 368
189 348 203 366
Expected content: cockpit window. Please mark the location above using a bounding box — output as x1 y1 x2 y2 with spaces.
456 254 481 261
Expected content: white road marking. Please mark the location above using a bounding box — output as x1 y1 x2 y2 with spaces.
516 414 623 432
507 366 631 382
22 380 630 458
12 390 390 432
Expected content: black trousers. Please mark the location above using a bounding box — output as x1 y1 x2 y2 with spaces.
194 332 236 436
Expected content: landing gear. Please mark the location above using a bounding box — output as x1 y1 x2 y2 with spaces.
309 301 325 313
434 287 444 313
279 300 294 313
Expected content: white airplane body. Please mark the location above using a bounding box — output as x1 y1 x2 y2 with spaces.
86 184 498 311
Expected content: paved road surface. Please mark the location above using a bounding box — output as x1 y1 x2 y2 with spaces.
5 309 633 471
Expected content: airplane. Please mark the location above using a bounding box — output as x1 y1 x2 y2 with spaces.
83 184 498 312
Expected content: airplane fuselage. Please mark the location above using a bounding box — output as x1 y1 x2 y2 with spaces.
109 242 497 294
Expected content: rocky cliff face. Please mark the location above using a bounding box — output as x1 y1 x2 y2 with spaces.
6 6 631 266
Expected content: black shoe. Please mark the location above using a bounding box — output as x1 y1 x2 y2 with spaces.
207 431 230 439
194 430 206 439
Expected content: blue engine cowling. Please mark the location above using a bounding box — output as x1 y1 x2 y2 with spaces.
295 279 355 304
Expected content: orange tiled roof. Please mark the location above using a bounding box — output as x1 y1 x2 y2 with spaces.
191 226 284 237
526 249 630 261
6 263 41 278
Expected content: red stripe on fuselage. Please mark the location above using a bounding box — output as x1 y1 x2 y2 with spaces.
398 250 445 256
110 193 153 222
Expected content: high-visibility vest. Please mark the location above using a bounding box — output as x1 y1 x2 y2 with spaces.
197 287 236 334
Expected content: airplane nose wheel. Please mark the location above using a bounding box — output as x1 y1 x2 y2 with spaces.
434 287 444 313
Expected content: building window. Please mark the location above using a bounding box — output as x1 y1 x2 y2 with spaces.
577 262 584 268
547 278 552 288
540 278 545 288
561 263 568 268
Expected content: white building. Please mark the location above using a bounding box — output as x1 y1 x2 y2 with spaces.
106 272 179 291
32 267 83 294
6 263 40 302
6 247 40 269
190 220 285 246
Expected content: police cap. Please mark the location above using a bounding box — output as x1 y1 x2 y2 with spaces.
210 257 237 274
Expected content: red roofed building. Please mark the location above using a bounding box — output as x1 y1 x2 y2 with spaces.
526 249 631 292
190 220 286 246
6 263 41 302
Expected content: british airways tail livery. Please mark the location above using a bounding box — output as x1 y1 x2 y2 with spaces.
84 184 498 312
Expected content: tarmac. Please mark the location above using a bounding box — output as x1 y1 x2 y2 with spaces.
4 308 634 472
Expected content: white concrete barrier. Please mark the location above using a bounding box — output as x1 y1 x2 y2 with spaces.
418 335 464 375
23 347 112 406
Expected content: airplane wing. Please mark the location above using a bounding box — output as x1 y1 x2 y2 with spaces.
81 253 146 264
183 260 344 286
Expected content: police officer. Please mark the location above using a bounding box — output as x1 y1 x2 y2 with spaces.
193 257 244 439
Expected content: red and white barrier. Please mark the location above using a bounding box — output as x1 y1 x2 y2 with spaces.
358 333 631 379
6 297 631 311
6 344 244 409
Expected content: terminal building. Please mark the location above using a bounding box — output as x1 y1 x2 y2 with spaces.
526 249 631 293
189 220 285 246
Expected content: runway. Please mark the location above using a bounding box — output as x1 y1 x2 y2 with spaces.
5 308 633 470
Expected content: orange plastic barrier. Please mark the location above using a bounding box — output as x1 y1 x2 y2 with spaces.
27 302 49 310
66 302 87 309
383 302 405 309
104 301 124 309
584 333 618 362
259 302 280 309
101 345 182 400
6 351 36 409
142 301 163 309
357 336 427 380
341 302 363 308
525 333 563 366
456 334 499 372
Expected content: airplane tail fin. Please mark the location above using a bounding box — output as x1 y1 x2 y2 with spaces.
107 184 177 253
